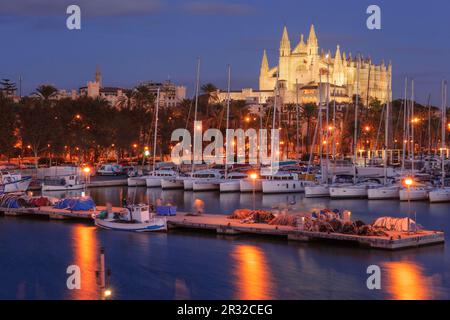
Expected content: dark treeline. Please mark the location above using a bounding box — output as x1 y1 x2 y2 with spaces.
0 82 447 166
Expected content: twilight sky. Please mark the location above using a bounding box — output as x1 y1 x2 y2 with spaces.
1 0 449 105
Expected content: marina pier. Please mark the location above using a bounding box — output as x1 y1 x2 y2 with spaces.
0 206 444 250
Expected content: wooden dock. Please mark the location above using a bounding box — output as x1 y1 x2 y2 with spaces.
0 206 445 250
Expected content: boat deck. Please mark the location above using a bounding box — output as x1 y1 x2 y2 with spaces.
0 206 445 250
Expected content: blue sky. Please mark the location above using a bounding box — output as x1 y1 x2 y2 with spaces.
1 0 450 105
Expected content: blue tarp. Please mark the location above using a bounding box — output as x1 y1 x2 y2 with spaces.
54 197 96 211
156 205 177 216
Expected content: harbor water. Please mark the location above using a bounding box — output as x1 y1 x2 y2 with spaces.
0 186 449 299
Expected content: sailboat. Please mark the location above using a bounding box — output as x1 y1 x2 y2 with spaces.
330 55 378 198
368 80 400 199
399 79 430 201
429 80 450 202
305 74 331 197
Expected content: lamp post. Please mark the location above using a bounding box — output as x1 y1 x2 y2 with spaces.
82 166 91 195
250 173 258 211
404 177 413 234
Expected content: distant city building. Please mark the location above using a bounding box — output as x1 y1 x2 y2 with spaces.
78 67 186 108
218 25 392 107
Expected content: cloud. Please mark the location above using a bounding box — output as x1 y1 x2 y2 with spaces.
183 1 255 15
0 0 163 17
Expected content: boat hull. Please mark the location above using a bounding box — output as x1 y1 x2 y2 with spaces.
161 179 184 189
2 177 32 193
304 185 330 198
367 186 400 200
193 180 220 192
329 186 368 199
42 184 85 192
127 177 147 187
220 180 241 192
399 189 429 201
94 218 167 232
146 177 162 188
262 180 314 194
183 179 194 190
429 188 450 203
240 179 263 192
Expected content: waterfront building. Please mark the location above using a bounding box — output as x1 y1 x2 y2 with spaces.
218 25 392 107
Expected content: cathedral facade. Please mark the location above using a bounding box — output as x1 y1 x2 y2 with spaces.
220 25 392 106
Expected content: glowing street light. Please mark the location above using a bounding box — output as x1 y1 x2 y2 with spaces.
403 177 414 234
250 173 258 211
103 289 112 299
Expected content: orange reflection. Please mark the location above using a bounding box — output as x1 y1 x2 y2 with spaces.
383 261 431 300
72 225 99 300
231 245 273 300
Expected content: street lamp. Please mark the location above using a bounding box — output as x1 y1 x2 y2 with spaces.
82 166 91 194
403 177 414 234
250 173 258 211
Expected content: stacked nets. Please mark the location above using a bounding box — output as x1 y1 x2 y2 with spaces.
53 197 96 211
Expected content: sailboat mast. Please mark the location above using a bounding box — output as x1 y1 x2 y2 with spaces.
191 58 201 176
332 82 337 177
295 78 300 160
353 55 360 184
384 81 390 185
411 79 415 175
152 88 160 172
225 65 231 179
270 71 279 174
442 80 447 188
401 77 408 174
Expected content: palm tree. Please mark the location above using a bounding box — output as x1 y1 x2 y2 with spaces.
200 83 219 118
302 103 317 156
34 84 58 101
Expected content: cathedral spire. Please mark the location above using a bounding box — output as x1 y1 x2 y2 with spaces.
95 65 102 87
261 49 269 72
307 24 317 44
280 26 291 56
334 45 342 65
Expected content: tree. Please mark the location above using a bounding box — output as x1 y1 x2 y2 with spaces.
17 98 54 168
34 84 58 101
0 95 18 161
0 79 17 97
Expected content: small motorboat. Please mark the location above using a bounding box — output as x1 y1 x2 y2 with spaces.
0 171 32 193
367 185 400 200
93 204 167 232
304 184 330 198
429 187 450 203
42 174 85 192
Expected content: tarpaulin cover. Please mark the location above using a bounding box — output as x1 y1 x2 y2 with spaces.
156 206 177 216
54 197 96 211
373 217 418 232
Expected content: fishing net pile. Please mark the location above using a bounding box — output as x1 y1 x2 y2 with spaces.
0 193 55 209
229 208 390 236
372 217 421 232
229 209 275 223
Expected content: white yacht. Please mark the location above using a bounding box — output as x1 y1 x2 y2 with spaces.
145 170 179 188
304 184 330 198
261 171 315 194
330 180 382 199
219 172 249 192
184 169 223 191
429 187 450 203
367 185 400 200
399 186 430 201
42 174 85 192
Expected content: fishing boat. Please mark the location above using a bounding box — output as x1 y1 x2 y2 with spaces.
41 174 85 192
93 204 167 232
0 171 32 193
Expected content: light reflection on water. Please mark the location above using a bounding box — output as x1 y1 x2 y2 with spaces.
231 245 273 300
1 186 447 299
71 225 99 300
